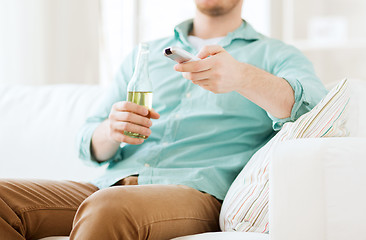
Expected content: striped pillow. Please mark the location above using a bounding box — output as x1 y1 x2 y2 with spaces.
220 79 350 233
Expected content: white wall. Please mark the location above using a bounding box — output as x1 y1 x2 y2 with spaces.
99 0 137 86
2 0 363 86
271 0 366 84
0 0 271 86
0 0 100 85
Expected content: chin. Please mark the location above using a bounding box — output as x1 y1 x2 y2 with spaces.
195 0 241 16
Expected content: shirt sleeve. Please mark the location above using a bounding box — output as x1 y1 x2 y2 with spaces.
76 48 137 166
268 43 328 131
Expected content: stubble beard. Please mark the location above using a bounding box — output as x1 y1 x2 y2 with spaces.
196 0 241 17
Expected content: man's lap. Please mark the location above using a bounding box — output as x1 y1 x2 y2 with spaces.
0 179 221 240
71 184 221 240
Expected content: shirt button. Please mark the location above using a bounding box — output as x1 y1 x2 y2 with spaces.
186 92 191 98
175 114 180 118
162 142 169 147
144 163 150 167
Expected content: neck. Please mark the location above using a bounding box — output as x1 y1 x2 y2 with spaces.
190 4 243 39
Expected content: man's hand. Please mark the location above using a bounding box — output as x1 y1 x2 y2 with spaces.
90 101 160 162
108 101 160 145
174 45 248 94
174 44 295 119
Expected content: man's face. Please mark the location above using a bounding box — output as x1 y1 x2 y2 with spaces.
194 0 242 16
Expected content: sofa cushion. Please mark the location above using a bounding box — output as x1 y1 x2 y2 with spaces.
220 79 350 232
345 79 366 137
270 137 366 240
172 232 269 240
38 237 69 240
0 84 105 181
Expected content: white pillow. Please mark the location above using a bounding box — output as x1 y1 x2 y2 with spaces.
220 79 350 233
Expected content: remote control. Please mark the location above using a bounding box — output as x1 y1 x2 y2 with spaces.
164 47 200 63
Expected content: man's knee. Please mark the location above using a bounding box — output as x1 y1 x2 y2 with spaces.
77 186 139 218
72 186 142 239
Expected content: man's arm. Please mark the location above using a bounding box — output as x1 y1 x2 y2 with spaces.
236 64 295 119
174 45 295 119
91 101 160 162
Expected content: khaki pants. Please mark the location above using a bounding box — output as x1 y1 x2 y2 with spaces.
0 178 221 240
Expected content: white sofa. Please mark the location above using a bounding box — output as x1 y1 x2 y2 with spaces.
1 79 365 240
0 84 106 181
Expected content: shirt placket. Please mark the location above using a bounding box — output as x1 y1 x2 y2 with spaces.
147 41 196 167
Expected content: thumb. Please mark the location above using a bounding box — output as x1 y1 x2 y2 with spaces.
197 45 225 59
149 109 160 119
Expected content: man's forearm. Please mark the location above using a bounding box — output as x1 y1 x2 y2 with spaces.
174 45 295 118
91 119 120 162
236 63 295 119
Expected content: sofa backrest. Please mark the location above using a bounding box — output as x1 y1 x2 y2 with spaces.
1 79 365 181
345 79 366 137
0 84 106 181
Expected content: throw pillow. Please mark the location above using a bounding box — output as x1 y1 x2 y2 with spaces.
219 79 350 233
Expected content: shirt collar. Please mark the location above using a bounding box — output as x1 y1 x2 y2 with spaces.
174 19 262 48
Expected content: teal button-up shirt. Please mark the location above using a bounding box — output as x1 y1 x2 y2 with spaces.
78 19 327 200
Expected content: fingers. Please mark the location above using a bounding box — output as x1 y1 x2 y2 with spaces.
112 101 149 116
174 45 224 73
174 58 211 73
108 119 148 145
110 131 145 145
109 102 161 145
196 45 225 59
192 79 210 86
149 109 160 119
112 102 160 119
114 121 152 137
110 121 151 139
122 136 144 145
111 111 152 128
182 70 210 82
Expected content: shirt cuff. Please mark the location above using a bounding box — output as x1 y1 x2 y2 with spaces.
268 77 312 131
77 122 114 167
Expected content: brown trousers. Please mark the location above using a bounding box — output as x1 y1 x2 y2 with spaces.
0 178 221 240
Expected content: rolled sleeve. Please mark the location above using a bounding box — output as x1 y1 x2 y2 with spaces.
267 43 328 131
77 121 108 167
268 77 313 131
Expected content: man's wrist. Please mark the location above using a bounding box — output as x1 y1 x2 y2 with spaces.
104 119 120 145
236 62 255 96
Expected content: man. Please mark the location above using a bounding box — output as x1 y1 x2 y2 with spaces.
0 0 327 239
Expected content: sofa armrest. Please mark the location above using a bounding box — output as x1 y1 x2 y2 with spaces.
269 137 366 240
